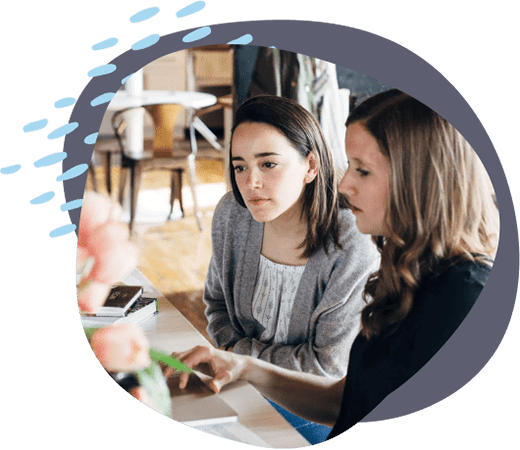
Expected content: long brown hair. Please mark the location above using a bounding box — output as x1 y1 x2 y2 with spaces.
347 89 499 339
230 95 348 258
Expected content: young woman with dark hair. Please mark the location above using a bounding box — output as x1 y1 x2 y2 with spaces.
203 95 379 380
167 89 499 440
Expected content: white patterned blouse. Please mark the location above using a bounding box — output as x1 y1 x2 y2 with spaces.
251 254 307 344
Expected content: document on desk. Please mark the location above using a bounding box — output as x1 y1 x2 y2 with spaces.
167 372 239 427
194 422 272 447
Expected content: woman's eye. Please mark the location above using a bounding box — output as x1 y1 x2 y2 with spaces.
263 162 277 169
356 168 369 177
233 165 246 173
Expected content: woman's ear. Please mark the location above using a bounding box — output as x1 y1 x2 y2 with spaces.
305 152 318 183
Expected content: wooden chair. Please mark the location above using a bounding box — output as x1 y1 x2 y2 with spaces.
112 104 203 234
190 93 233 189
90 136 121 196
88 164 98 192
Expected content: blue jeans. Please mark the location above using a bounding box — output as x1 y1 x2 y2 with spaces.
266 398 332 445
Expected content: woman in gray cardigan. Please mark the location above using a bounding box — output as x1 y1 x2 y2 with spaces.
203 95 379 380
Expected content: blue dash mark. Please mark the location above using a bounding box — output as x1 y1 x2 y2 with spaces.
54 97 76 108
50 224 77 238
34 152 67 168
228 34 253 45
130 7 160 23
60 199 83 212
1 164 21 174
182 26 211 43
91 92 115 107
176 1 205 18
88 64 117 78
121 73 134 85
56 164 89 182
47 122 79 140
23 119 48 133
132 34 160 50
84 132 98 145
92 37 118 51
30 191 55 205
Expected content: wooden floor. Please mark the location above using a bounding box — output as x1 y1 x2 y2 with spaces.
86 140 228 342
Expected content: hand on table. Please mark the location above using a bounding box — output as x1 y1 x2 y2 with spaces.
165 345 248 394
217 346 234 352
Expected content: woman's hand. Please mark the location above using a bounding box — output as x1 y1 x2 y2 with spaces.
165 345 248 394
165 346 343 427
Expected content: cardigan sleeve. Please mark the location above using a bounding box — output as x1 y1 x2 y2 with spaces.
203 253 244 347
233 231 379 379
203 194 245 348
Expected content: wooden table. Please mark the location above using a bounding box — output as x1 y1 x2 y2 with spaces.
107 89 223 152
124 269 310 448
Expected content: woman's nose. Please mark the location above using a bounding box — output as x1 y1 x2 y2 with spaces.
339 170 356 196
246 169 261 188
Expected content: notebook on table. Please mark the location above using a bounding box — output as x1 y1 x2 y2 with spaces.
167 372 239 427
96 285 143 317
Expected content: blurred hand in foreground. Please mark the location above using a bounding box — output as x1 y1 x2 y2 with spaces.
76 193 166 412
90 323 151 372
77 192 139 313
165 345 248 394
77 192 148 372
129 386 163 413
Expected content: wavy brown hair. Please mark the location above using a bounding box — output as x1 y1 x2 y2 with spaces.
346 89 499 339
230 95 348 258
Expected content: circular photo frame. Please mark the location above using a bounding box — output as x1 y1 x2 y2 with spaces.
64 20 517 426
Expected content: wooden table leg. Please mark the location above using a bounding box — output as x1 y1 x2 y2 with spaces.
129 162 142 235
169 169 184 218
187 154 203 231
105 152 112 196
88 164 98 192
147 104 183 156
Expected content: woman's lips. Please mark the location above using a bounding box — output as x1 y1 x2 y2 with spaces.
249 197 269 206
346 196 362 213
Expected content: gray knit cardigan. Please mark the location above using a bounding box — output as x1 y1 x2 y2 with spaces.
203 191 380 378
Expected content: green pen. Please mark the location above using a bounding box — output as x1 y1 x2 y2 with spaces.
149 348 193 373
